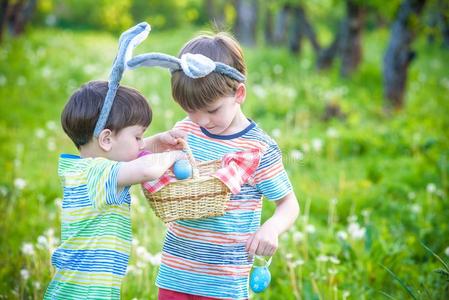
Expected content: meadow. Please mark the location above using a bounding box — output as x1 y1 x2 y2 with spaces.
0 25 448 299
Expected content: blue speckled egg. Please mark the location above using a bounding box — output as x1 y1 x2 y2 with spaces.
249 266 271 293
173 159 192 180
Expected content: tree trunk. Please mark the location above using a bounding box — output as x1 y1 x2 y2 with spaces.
0 0 10 43
10 0 36 36
340 0 364 77
205 0 226 30
439 0 449 48
289 6 303 54
316 22 342 70
234 0 258 46
288 5 321 54
383 0 426 109
273 5 289 44
264 7 274 44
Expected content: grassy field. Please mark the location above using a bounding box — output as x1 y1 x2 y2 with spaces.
0 26 448 299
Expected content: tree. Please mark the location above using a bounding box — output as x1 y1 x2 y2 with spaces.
383 0 427 109
0 0 36 43
234 0 258 46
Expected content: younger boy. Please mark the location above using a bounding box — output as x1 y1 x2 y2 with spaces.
156 33 300 299
44 80 184 299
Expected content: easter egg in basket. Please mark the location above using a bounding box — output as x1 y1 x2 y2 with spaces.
173 159 192 180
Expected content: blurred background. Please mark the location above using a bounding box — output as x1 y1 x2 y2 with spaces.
1 0 449 299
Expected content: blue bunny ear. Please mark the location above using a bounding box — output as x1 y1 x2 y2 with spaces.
127 53 181 71
94 22 151 137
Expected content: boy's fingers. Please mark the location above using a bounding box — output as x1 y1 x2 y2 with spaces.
246 238 259 260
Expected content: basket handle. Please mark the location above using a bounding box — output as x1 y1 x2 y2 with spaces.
177 138 200 179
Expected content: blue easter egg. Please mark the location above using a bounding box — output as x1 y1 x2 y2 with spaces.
249 266 271 293
173 159 192 180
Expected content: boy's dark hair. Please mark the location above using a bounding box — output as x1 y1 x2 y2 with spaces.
171 32 246 111
61 80 152 149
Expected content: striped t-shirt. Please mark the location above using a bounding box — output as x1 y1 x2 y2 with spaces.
44 155 131 300
156 119 293 299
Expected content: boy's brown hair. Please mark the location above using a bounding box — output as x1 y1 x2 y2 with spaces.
171 32 246 111
61 80 152 149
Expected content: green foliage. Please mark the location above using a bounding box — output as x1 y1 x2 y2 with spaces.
1 24 449 299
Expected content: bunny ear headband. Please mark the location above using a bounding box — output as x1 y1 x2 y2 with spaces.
94 22 246 137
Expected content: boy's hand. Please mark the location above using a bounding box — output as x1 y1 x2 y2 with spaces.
159 129 187 150
145 129 187 152
245 221 279 259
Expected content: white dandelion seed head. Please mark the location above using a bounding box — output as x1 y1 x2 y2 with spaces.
14 178 27 190
326 127 339 138
311 138 323 152
317 255 329 262
329 256 340 264
337 230 348 241
35 128 46 139
21 243 35 256
305 224 316 234
427 183 436 194
20 269 30 280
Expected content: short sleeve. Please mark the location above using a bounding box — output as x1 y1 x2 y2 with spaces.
86 158 130 210
254 144 292 201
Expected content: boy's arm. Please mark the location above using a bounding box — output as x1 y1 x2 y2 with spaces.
144 129 186 153
117 151 185 187
245 192 299 258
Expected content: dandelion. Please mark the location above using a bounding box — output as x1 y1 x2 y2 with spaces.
329 256 340 264
272 128 281 138
253 85 267 99
126 265 136 275
164 110 174 119
293 231 304 243
305 224 316 234
290 150 304 161
317 255 329 262
150 252 162 266
410 204 421 213
343 290 350 300
21 243 35 256
20 269 30 281
328 268 338 275
273 64 283 74
347 215 357 223
47 138 56 151
46 121 57 131
285 87 297 99
427 183 436 194
83 64 96 75
0 75 6 86
33 281 41 290
14 178 27 190
37 235 48 248
35 128 46 139
54 197 62 208
326 127 339 138
136 246 149 258
292 259 304 267
132 238 140 247
0 185 7 197
408 192 416 200
337 230 348 241
347 222 366 240
149 93 161 105
285 253 293 260
311 138 323 152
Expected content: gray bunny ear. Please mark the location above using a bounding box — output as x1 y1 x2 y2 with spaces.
127 53 181 72
94 22 151 137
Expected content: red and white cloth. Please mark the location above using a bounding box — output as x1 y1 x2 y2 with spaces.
141 149 261 194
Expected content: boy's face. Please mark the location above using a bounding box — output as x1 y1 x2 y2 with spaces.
109 125 146 162
187 95 240 135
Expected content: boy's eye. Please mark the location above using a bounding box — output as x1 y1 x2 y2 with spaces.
207 108 219 114
136 137 142 141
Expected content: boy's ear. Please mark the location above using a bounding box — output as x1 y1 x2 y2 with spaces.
235 83 246 104
98 129 113 152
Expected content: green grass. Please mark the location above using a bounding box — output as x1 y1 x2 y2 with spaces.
0 26 448 299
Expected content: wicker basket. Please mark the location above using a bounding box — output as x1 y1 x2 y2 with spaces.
143 140 231 223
